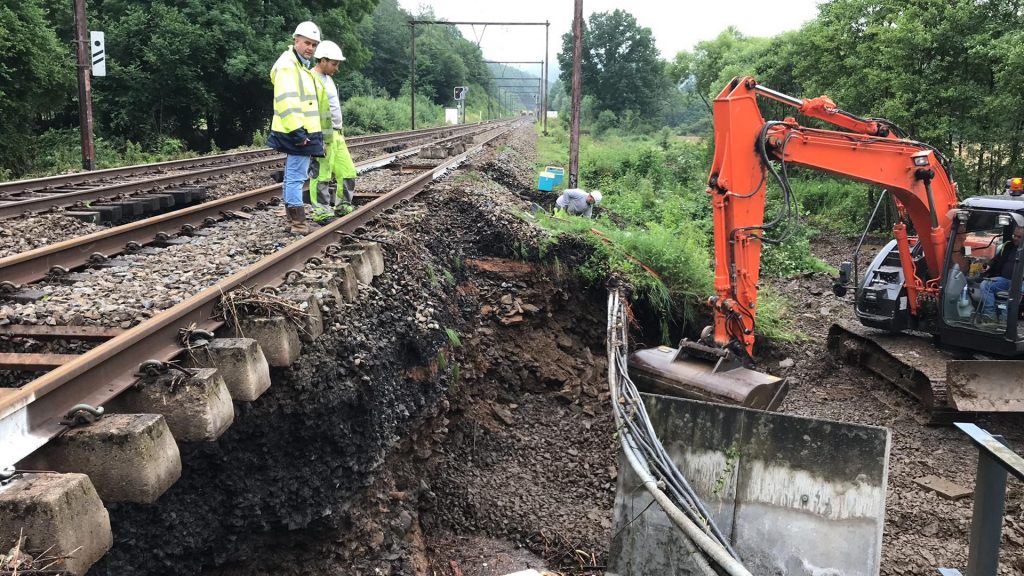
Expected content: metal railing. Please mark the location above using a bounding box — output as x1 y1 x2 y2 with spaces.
938 423 1024 576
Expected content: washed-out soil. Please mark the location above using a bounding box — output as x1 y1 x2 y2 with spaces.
83 124 617 576
76 119 1024 576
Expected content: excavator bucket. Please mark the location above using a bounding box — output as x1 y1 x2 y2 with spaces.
627 344 788 411
947 360 1024 412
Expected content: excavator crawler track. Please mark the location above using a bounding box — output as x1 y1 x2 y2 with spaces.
826 321 982 425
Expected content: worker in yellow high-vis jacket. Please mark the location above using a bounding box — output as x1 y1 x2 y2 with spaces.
309 40 357 223
267 21 326 235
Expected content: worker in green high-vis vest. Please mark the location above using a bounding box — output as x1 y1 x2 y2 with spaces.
309 40 357 223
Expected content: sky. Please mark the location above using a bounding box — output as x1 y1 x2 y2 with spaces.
397 0 822 77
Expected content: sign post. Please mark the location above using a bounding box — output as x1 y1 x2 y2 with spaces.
454 86 467 124
90 31 106 77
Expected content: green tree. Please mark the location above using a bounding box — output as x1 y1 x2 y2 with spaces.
361 0 412 98
0 1 74 174
412 23 487 106
79 0 376 150
557 9 667 127
672 27 770 102
787 0 1024 193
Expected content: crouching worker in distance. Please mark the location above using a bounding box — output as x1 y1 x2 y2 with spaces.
554 188 602 218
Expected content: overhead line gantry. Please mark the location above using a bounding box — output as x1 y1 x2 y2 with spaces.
408 20 550 134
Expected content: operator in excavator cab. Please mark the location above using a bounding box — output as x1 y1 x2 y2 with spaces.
977 224 1024 324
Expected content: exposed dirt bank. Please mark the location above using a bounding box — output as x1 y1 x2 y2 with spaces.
84 124 616 576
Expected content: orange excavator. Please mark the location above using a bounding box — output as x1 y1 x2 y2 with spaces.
630 76 1024 419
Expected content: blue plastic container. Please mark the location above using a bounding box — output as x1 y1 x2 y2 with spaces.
538 170 556 192
546 166 565 186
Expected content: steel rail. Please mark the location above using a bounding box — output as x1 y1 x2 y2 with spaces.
345 120 499 148
0 122 496 197
0 121 518 467
0 149 280 196
0 123 494 220
0 157 283 220
0 124 504 287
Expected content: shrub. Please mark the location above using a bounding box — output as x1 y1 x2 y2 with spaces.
343 94 444 135
534 128 826 344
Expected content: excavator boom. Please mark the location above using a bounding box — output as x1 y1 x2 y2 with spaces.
630 76 1024 417
707 77 957 358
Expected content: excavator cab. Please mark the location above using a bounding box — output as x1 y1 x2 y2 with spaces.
836 201 1024 417
939 203 1024 354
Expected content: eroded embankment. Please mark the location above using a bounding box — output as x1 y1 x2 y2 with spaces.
86 127 617 576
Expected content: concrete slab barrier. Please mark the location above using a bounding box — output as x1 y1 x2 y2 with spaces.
607 394 890 576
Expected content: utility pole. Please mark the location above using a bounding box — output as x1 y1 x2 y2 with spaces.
73 0 95 170
568 0 583 188
543 20 549 135
409 22 416 129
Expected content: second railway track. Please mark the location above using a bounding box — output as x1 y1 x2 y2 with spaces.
0 122 501 221
0 122 506 289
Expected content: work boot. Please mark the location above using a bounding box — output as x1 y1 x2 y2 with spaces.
311 205 336 225
287 206 309 235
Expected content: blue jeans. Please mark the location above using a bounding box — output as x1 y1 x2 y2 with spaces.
980 276 1020 317
283 154 311 207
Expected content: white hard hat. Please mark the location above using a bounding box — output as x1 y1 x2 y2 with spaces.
293 21 321 42
590 190 603 204
315 40 345 62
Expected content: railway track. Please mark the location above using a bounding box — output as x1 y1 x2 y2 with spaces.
0 122 499 221
0 118 518 471
0 124 497 290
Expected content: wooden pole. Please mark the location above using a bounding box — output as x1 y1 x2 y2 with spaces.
73 0 95 170
543 21 549 135
568 0 583 187
410 23 416 129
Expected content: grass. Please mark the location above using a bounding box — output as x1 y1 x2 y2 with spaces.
754 286 801 343
533 127 844 345
450 363 461 395
537 211 713 343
